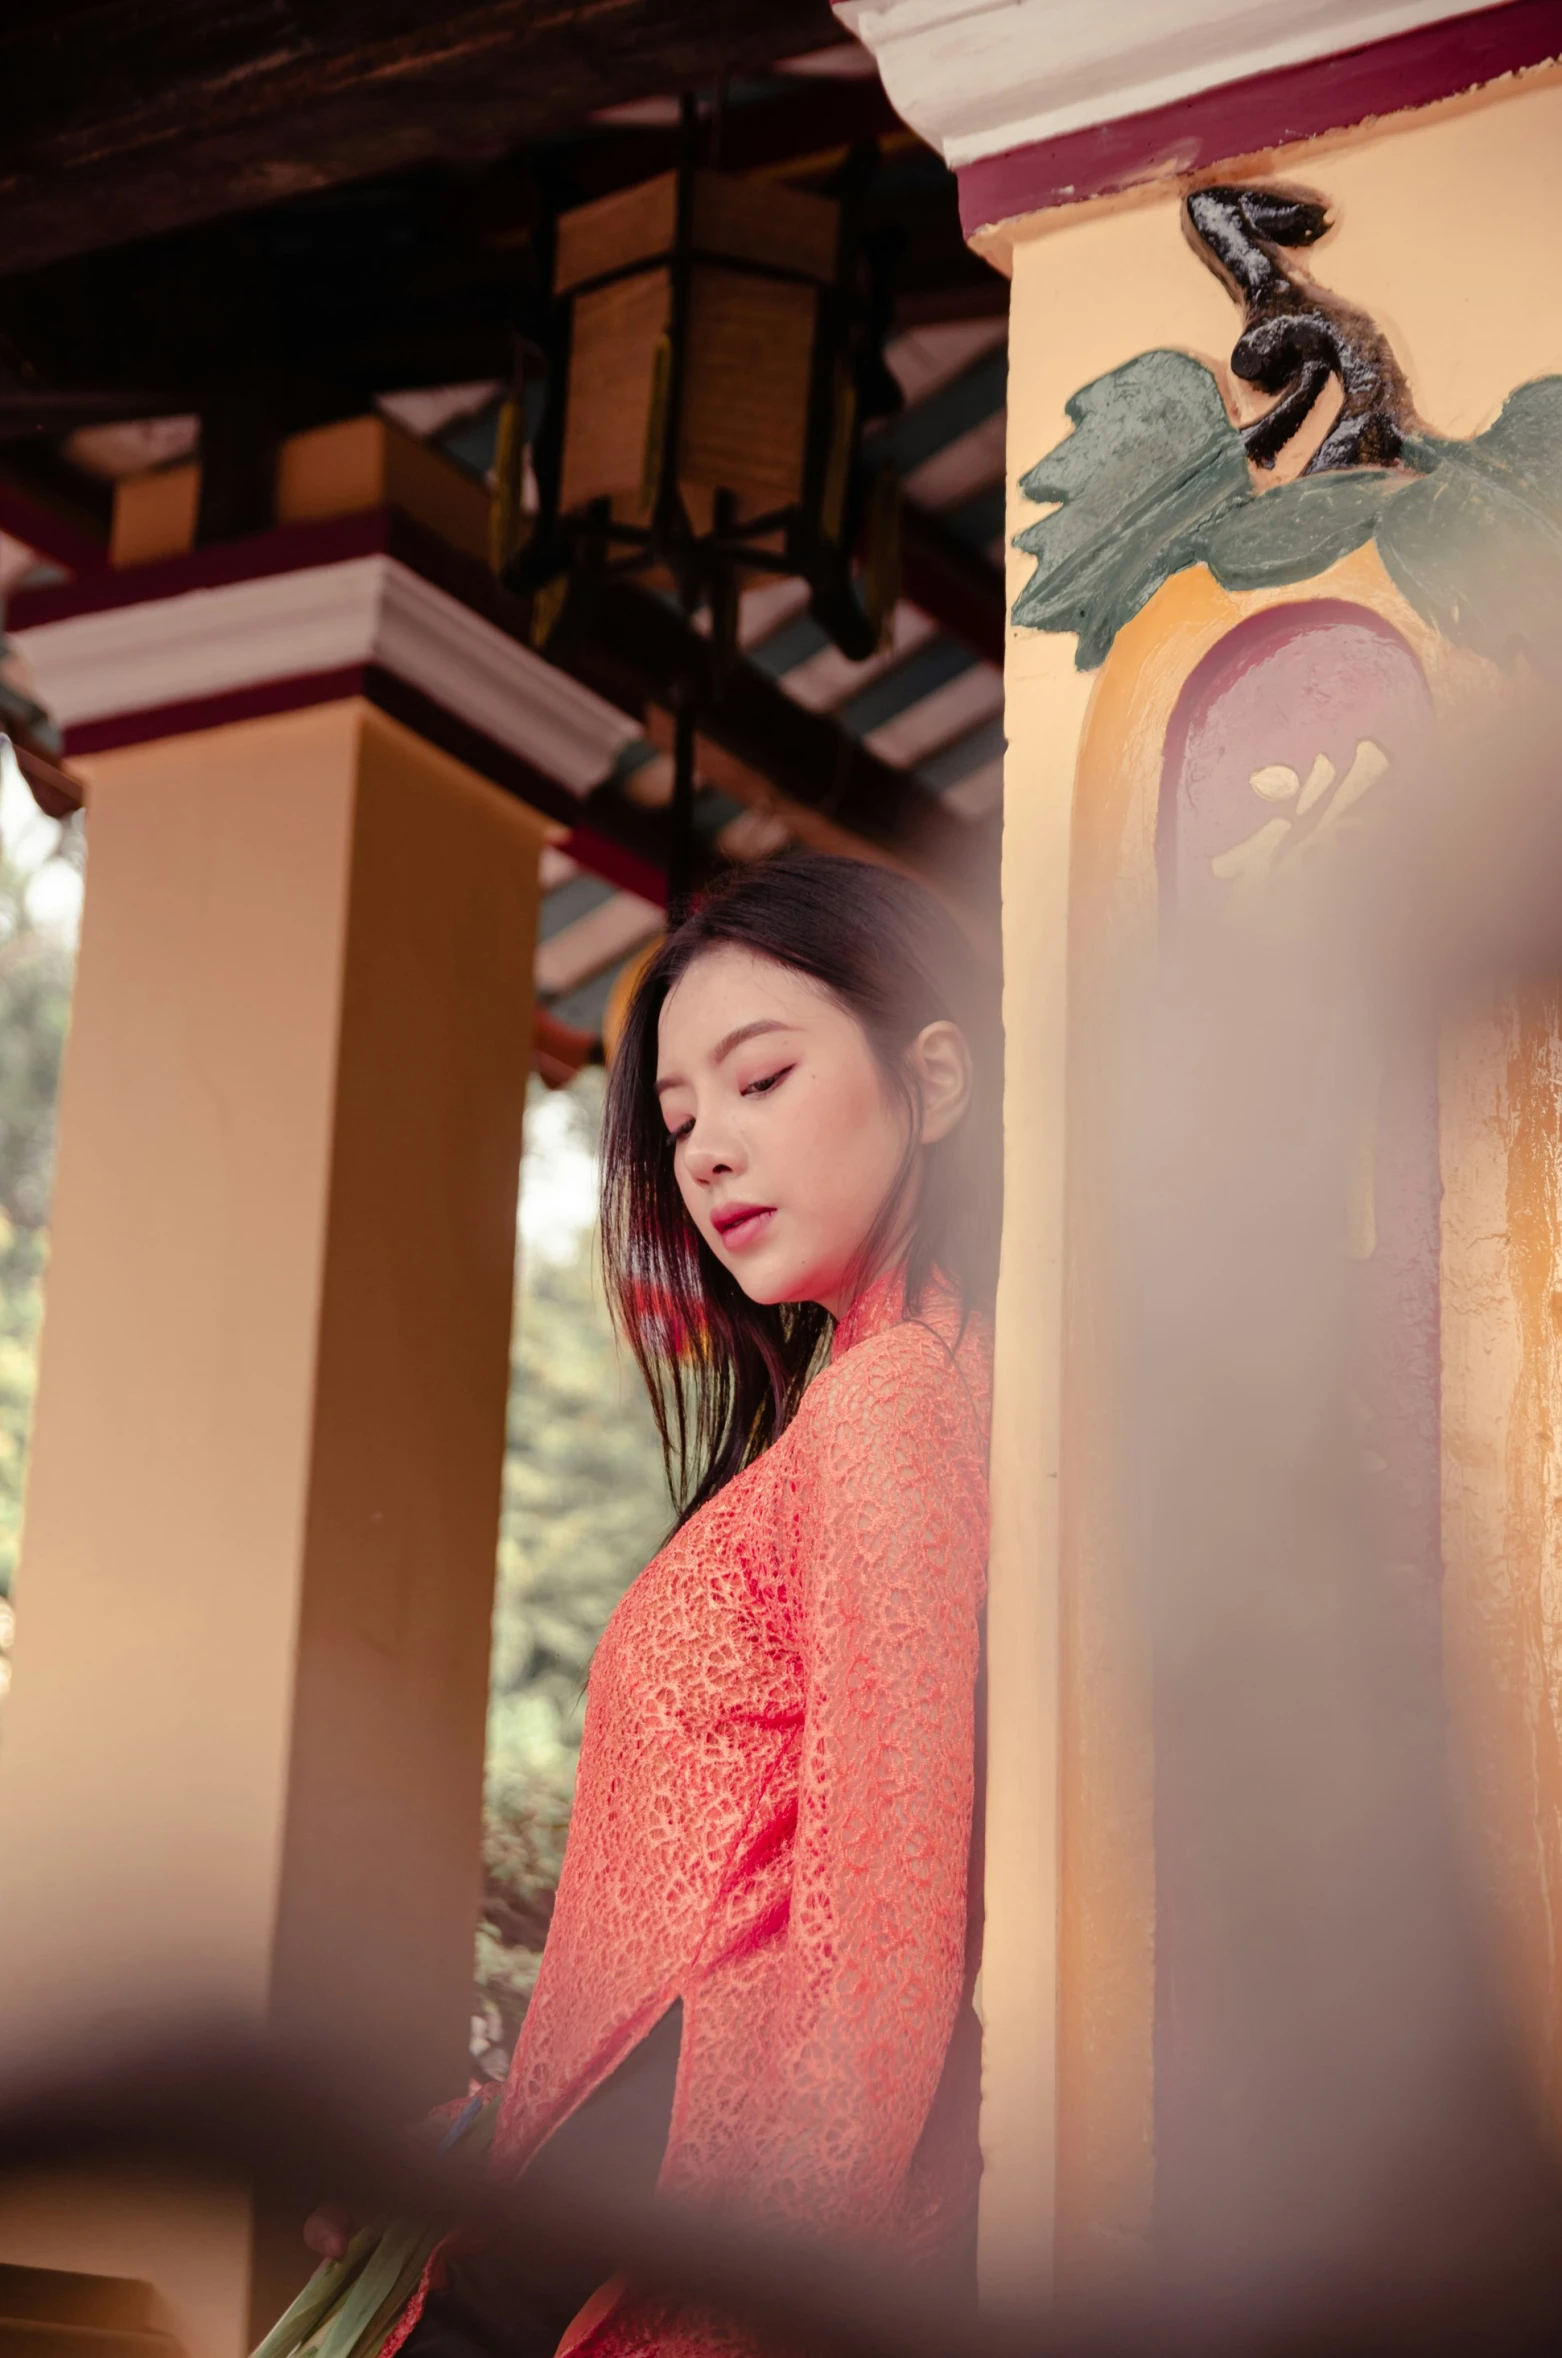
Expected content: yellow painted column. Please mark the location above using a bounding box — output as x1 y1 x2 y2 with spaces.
982 57 1562 2305
0 700 552 2357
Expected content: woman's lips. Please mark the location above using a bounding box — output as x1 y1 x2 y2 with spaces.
712 1204 776 1251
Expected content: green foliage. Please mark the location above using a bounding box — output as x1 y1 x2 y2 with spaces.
487 1083 671 1812
1011 351 1253 666
0 814 76 1600
1011 354 1562 672
475 1072 672 2064
474 1801 567 2058
1384 383 1562 666
1196 468 1393 589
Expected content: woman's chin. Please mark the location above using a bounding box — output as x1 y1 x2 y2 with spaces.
722 1244 819 1310
733 1258 850 1314
731 1266 799 1308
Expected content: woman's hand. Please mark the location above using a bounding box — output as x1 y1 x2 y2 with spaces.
303 2204 358 2262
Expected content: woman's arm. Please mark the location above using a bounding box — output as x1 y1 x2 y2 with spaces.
763 1325 989 2232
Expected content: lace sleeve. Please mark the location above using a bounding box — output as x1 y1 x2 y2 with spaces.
763 1322 988 2231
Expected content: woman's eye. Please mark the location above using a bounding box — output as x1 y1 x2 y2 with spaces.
743 1066 792 1099
668 1116 694 1145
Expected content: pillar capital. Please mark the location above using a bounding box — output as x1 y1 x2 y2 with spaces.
837 0 1561 243
4 511 663 895
840 0 1477 165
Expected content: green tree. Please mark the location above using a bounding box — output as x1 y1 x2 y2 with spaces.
474 1072 672 2069
0 808 77 1605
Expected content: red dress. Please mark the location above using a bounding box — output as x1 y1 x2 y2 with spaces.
399 1269 991 2358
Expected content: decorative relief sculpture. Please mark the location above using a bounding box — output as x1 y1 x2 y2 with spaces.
1009 195 1470 1608
1010 180 1562 673
1183 184 1409 474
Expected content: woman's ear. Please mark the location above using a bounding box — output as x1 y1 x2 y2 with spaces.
910 1021 973 1144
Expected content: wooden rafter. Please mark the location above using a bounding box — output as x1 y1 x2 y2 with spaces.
0 0 849 277
898 496 1004 669
546 578 998 916
0 10 1006 914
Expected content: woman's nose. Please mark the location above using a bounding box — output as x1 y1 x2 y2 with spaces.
683 1124 741 1185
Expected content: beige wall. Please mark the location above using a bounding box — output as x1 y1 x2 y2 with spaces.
0 702 552 2355
983 57 1562 2302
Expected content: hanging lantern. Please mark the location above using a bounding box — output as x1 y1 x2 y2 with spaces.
500 117 902 672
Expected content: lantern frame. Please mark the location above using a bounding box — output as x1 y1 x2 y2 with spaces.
500 110 903 675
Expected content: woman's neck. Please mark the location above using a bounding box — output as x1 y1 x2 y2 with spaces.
829 1259 913 1354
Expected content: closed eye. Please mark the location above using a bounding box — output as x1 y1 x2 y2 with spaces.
743 1065 793 1098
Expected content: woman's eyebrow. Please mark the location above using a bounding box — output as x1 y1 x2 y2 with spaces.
711 1017 794 1067
654 1018 795 1096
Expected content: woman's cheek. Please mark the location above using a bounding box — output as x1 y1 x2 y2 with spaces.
672 1157 702 1230
777 1066 831 1161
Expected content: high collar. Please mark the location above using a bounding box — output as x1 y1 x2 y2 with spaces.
831 1262 964 1361
831 1264 908 1361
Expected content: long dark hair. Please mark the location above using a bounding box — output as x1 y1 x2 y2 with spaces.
601 851 1000 1523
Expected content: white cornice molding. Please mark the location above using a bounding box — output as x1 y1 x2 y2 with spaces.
835 0 1511 166
10 554 638 792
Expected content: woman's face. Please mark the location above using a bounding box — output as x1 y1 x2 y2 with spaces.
655 944 968 1316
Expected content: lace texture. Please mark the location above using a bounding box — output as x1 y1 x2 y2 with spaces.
424 1271 988 2358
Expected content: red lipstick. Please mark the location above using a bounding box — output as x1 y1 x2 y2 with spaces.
711 1202 775 1250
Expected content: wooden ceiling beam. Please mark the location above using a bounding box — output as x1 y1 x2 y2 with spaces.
0 0 847 278
0 453 110 570
897 496 1005 670
527 73 907 200
546 577 998 915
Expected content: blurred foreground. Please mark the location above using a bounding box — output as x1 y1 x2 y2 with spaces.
7 695 1562 2353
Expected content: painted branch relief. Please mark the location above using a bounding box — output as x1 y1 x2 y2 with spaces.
1183 185 1409 473
1014 164 1562 2220
1016 175 1556 1628
1010 181 1562 671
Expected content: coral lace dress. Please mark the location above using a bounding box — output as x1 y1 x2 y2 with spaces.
409 1268 991 2358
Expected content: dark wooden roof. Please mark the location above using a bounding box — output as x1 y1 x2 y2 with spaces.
0 1 860 274
0 9 1008 1043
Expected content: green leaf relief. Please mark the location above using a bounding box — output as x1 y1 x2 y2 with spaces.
1011 351 1251 669
1011 355 1562 672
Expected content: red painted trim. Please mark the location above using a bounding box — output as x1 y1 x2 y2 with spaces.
0 475 106 578
958 0 1562 234
58 662 664 901
560 827 666 907
62 667 370 755
7 510 393 629
5 504 540 691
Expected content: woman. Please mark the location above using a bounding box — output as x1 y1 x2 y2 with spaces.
315 851 997 2358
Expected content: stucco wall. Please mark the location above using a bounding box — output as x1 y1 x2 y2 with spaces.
985 56 1562 2299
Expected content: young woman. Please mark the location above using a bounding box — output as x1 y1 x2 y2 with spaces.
314 851 998 2358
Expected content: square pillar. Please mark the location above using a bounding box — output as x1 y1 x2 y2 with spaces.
987 59 1562 2304
838 0 1562 2304
0 700 552 2356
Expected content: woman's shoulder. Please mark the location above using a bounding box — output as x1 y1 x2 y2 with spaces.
794 1297 992 1456
773 1309 992 1595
